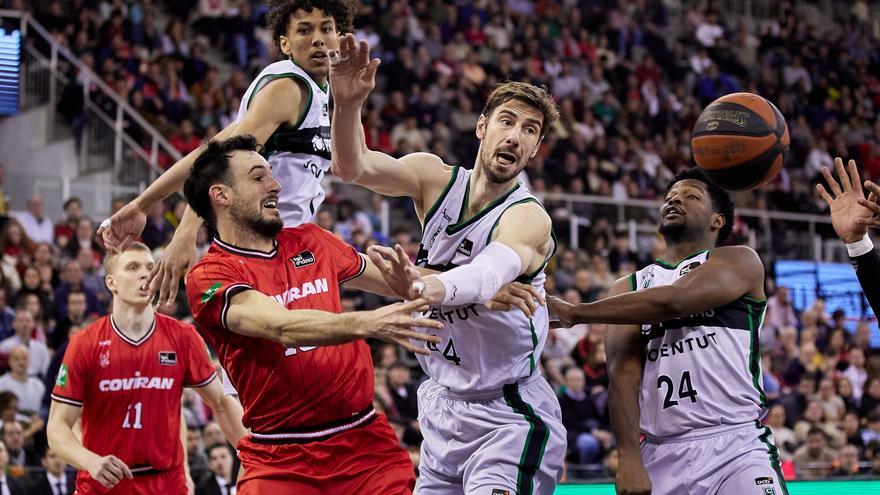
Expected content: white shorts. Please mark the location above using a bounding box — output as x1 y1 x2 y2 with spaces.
642 422 789 495
416 373 566 495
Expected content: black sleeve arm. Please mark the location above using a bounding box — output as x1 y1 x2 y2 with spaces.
850 247 880 316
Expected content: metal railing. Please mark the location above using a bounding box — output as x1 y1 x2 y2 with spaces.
4 9 181 188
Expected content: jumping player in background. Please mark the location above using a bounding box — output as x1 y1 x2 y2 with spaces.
47 242 247 494
549 169 788 495
98 0 357 306
330 36 566 494
182 135 446 494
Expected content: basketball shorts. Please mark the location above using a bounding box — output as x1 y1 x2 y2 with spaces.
74 465 185 494
236 410 415 495
416 373 566 495
641 422 789 495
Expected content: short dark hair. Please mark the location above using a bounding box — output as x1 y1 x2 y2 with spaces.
267 0 357 53
664 168 735 245
807 426 826 439
205 442 233 458
63 197 81 210
481 82 559 139
184 135 259 227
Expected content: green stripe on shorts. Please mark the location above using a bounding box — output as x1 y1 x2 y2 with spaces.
503 382 549 495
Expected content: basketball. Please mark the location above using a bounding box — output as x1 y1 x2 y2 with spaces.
691 92 789 191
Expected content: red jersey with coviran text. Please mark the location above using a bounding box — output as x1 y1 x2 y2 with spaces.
51 314 216 490
185 224 373 433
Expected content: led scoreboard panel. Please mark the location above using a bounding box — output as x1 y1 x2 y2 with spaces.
0 28 20 115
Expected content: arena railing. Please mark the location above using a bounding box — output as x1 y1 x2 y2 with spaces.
2 9 181 189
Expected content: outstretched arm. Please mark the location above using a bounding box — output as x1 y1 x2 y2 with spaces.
816 157 880 316
604 276 651 495
99 78 303 251
549 245 764 326
329 34 449 209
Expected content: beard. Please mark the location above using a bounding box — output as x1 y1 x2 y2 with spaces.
658 219 687 240
479 146 523 184
230 198 283 238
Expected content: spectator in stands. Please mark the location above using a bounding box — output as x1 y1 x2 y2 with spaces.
832 444 862 476
843 348 868 405
0 288 14 341
16 294 50 344
836 377 858 414
861 377 880 419
1 220 32 288
53 199 81 251
558 367 610 469
794 400 846 449
202 421 225 452
764 404 797 460
572 269 601 303
29 448 74 495
815 377 846 423
784 341 822 386
170 119 202 156
0 346 44 414
764 286 798 334
31 243 58 290
771 326 798 373
0 312 50 379
186 425 209 477
2 420 40 468
50 291 87 351
197 443 236 495
13 195 53 245
75 247 108 309
0 441 25 494
52 260 102 319
843 412 864 450
387 362 418 426
42 323 86 414
63 217 103 260
552 249 578 292
760 353 781 403
141 203 174 250
17 266 51 315
781 376 817 428
863 410 880 447
793 427 837 480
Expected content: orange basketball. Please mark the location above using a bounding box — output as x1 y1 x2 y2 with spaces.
691 92 789 191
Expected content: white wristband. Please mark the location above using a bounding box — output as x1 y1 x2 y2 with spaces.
846 233 874 258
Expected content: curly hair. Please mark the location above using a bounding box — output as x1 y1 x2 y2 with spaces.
267 0 357 53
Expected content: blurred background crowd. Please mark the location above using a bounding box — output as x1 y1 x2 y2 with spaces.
0 0 877 488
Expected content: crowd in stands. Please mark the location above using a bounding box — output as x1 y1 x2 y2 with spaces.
4 0 880 485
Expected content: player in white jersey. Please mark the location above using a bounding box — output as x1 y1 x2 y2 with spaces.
549 169 788 495
330 36 566 494
99 0 358 305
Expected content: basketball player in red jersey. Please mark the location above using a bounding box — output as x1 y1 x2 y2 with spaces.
47 242 248 494
183 135 445 494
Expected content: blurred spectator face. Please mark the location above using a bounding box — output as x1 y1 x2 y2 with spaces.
64 261 83 286
278 8 340 80
838 445 859 472
849 348 865 368
800 342 817 364
34 243 51 264
777 286 790 303
27 195 44 218
316 210 334 230
559 250 577 271
186 428 202 455
388 365 410 389
798 378 816 397
22 266 39 290
76 217 93 241
837 377 853 398
77 247 95 270
64 198 82 223
804 401 824 423
8 346 29 376
208 444 233 480
807 431 826 457
68 292 87 321
818 379 835 399
866 379 880 401
3 421 24 451
843 413 860 435
563 288 581 305
565 367 586 395
0 397 17 422
574 270 592 291
11 311 34 339
0 441 8 471
22 294 41 319
854 323 870 349
767 405 786 427
149 203 165 221
204 422 224 447
41 448 66 477
379 344 397 369
6 222 22 245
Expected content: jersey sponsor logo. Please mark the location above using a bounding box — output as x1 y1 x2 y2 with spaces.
642 265 656 289
291 250 316 268
456 238 474 257
158 352 177 365
679 261 701 276
98 340 111 347
755 477 773 485
321 102 329 117
201 282 222 304
56 364 68 387
270 278 329 305
422 304 479 324
645 332 718 362
98 375 175 392
763 488 776 495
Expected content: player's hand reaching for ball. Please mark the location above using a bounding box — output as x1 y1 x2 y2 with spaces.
329 34 380 106
816 158 876 243
86 454 133 488
361 298 442 356
97 201 147 253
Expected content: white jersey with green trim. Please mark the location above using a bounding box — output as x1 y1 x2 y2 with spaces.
633 249 769 439
237 59 331 227
414 166 556 392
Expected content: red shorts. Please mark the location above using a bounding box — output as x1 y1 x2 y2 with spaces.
237 412 415 495
74 466 186 494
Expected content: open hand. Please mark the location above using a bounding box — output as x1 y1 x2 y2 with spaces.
816 158 874 243
97 202 147 253
363 298 443 355
329 34 380 106
486 282 546 318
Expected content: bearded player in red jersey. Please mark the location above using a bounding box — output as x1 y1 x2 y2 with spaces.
47 242 248 494
183 135 448 494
